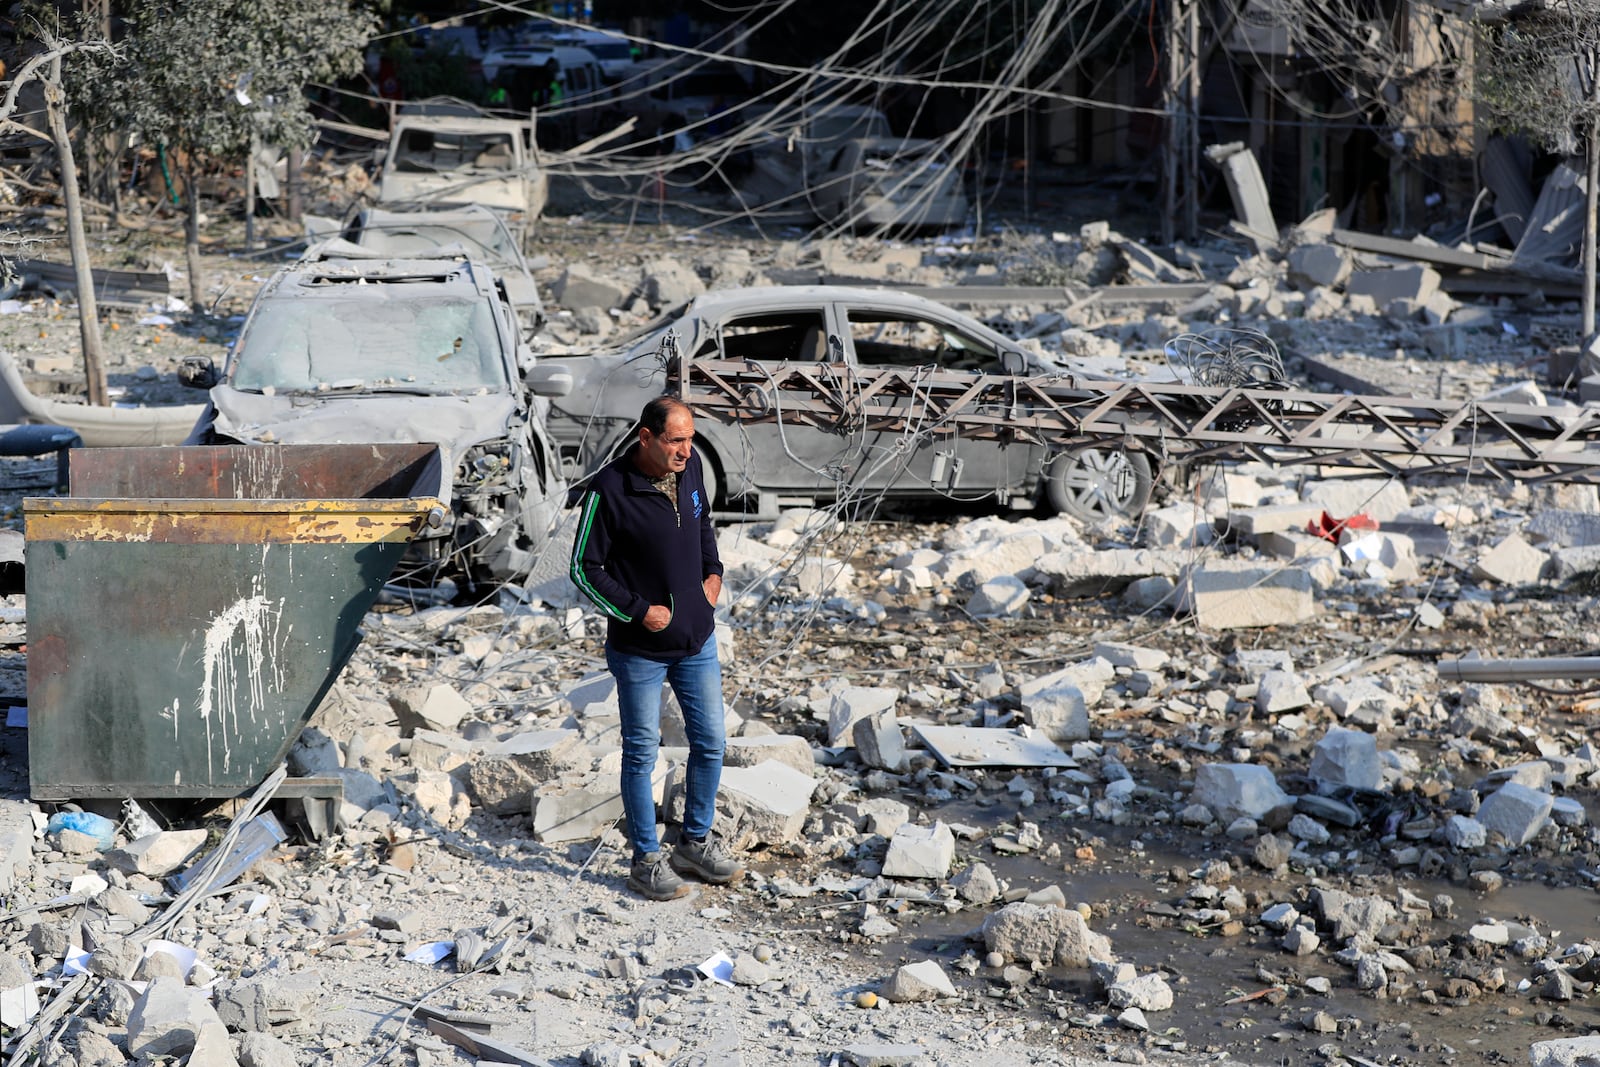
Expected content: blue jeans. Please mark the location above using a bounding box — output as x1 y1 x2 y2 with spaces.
606 637 725 861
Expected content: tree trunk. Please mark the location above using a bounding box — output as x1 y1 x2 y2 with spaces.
44 59 108 407
184 155 204 311
1586 112 1599 343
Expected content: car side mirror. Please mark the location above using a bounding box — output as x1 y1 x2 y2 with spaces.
178 356 220 390
999 350 1026 375
525 364 572 397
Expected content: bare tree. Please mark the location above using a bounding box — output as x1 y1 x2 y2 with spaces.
1477 0 1600 344
0 34 118 406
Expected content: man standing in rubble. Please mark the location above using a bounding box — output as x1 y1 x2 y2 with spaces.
569 396 743 900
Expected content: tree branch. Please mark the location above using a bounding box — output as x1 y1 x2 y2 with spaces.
0 39 118 124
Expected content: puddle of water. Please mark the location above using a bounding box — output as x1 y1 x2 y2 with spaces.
758 803 1600 1065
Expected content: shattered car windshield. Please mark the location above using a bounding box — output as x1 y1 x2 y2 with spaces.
230 290 507 394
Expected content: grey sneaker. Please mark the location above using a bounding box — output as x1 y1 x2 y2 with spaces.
627 852 689 901
670 833 744 884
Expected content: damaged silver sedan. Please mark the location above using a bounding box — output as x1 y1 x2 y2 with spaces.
180 255 564 587
529 286 1153 522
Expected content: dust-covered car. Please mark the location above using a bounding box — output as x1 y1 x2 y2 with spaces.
311 205 545 326
527 286 1154 522
180 255 564 587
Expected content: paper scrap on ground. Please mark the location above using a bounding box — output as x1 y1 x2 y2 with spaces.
404 942 454 965
698 951 735 987
144 939 198 979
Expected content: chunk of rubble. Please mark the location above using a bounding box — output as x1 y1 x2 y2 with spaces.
1145 503 1214 549
469 729 590 814
1190 764 1292 826
1107 973 1173 1012
1298 478 1410 522
718 760 817 846
1445 815 1487 849
1256 670 1311 715
1530 1036 1600 1067
853 709 908 773
1472 533 1548 585
1309 727 1382 791
950 861 1000 904
981 901 1114 968
965 574 1030 617
1031 547 1187 597
389 683 473 736
1178 560 1316 630
105 830 209 879
828 686 901 747
129 976 234 1059
552 263 626 310
1475 782 1553 847
1315 678 1402 730
532 763 666 844
725 734 815 777
882 822 955 879
878 960 956 1002
640 258 704 308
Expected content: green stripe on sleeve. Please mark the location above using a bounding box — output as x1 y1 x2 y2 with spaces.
570 491 633 621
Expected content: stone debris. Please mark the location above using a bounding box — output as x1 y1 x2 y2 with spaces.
1475 781 1554 847
878 960 957 1002
1190 764 1292 826
1179 559 1316 630
881 821 955 879
1308 727 1383 790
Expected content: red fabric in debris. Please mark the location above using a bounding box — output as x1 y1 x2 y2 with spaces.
1307 511 1379 543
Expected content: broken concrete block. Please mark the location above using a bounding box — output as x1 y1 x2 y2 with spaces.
1123 575 1177 612
1299 478 1411 522
1236 648 1294 678
718 760 817 846
533 770 645 845
408 728 475 774
640 258 705 308
940 532 1049 586
1145 503 1214 549
1032 547 1187 597
1527 509 1600 548
1346 265 1440 308
1108 974 1174 1012
1257 530 1337 562
128 976 233 1060
237 1032 299 1067
1309 727 1382 791
1475 782 1553 847
1288 243 1352 289
1093 642 1169 672
1179 560 1316 630
1548 544 1600 584
1255 670 1310 715
468 729 590 814
846 797 913 837
552 263 626 310
1472 533 1548 585
844 1044 931 1067
1232 504 1327 537
1315 678 1402 730
950 861 1000 904
881 821 955 879
827 686 900 748
1022 680 1089 743
853 709 908 773
966 574 1030 617
1191 764 1292 826
878 960 956 1002
105 830 209 879
1444 815 1487 849
389 683 473 737
724 734 815 778
981 901 1114 968
1531 1037 1600 1067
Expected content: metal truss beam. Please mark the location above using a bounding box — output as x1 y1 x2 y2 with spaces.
674 357 1600 485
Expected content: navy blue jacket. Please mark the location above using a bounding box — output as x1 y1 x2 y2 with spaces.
570 446 723 659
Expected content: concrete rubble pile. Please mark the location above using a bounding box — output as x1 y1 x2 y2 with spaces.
8 443 1600 1065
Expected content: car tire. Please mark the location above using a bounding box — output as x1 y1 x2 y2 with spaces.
1044 445 1153 522
695 438 721 512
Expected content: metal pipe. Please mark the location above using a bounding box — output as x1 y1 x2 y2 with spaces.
1437 656 1600 683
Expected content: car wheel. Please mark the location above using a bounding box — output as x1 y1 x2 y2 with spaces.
1044 445 1153 522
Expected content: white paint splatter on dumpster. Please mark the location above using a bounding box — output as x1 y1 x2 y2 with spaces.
197 577 286 779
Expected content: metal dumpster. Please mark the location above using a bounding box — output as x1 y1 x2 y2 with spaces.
24 443 446 800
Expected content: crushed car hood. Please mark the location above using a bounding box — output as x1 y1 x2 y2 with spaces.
208 387 523 493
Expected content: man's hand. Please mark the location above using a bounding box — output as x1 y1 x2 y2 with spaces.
703 573 722 606
642 604 671 632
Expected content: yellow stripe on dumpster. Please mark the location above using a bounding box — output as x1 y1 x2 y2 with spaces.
24 498 448 544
